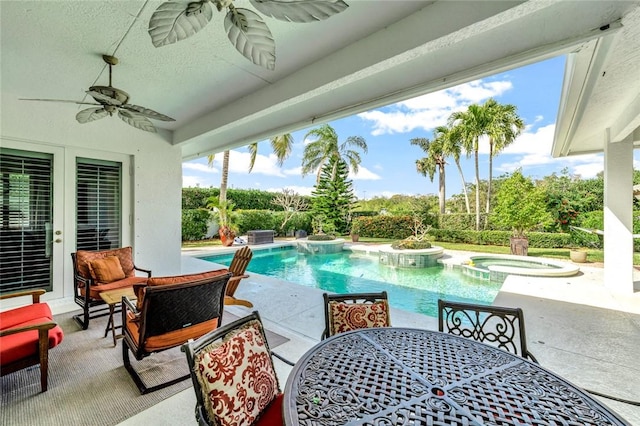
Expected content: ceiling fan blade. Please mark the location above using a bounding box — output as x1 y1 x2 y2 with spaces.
86 90 123 106
225 8 275 70
19 98 100 106
148 1 213 47
121 104 175 121
249 0 349 23
76 107 109 124
118 109 157 133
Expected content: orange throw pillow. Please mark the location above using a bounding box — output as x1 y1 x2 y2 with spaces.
89 256 126 283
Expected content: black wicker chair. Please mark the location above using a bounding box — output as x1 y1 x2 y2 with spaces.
182 311 291 426
321 291 391 340
122 271 231 394
437 299 538 363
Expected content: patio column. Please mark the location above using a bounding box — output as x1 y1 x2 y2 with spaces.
603 130 634 293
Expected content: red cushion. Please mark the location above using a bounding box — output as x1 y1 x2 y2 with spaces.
146 269 229 286
0 317 64 365
255 393 284 426
0 303 53 330
86 276 148 300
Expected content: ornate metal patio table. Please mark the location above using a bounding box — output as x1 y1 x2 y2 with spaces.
283 327 629 425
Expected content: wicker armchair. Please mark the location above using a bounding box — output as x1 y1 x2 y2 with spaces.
71 247 151 330
122 270 231 394
437 299 538 363
321 291 391 340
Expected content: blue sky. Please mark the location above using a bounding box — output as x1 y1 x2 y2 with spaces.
182 55 625 200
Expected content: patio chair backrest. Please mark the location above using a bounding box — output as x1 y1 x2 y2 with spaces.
437 299 538 363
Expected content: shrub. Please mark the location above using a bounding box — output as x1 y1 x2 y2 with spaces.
307 234 336 241
391 240 432 250
234 210 277 235
181 208 211 241
351 216 413 239
427 229 570 248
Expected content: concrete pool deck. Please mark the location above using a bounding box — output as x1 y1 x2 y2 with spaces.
115 243 640 425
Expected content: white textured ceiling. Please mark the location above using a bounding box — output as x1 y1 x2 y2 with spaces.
1 1 639 159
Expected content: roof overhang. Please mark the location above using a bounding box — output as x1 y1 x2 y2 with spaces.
553 5 640 157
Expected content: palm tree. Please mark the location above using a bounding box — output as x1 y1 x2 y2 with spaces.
411 137 447 214
207 150 230 202
248 134 294 172
449 104 488 230
301 124 368 183
436 125 471 214
484 99 524 213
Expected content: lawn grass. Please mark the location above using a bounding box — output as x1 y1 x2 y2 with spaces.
182 236 640 265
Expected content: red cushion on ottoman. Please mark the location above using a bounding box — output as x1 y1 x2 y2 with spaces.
0 317 64 365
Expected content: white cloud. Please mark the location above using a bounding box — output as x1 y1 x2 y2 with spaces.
206 150 287 177
350 166 381 180
572 161 604 179
182 161 217 173
494 123 605 178
284 166 303 175
358 79 514 136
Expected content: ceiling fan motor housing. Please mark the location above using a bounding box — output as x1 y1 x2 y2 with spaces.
89 85 130 105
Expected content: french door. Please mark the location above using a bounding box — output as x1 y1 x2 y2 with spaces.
0 147 62 294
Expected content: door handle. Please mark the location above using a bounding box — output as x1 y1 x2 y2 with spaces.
54 238 62 243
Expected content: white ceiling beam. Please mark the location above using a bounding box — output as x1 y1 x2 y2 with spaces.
610 92 640 143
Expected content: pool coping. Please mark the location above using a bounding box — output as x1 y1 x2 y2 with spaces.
464 253 580 278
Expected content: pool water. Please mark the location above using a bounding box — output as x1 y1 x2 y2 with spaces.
200 247 501 318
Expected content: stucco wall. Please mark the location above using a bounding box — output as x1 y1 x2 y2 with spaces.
0 105 183 306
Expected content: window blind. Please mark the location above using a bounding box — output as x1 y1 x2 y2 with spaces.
76 159 122 251
0 149 53 293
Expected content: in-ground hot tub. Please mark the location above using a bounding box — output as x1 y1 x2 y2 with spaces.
461 254 580 281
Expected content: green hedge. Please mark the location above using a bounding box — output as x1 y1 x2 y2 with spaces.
351 216 414 239
182 209 211 241
182 187 297 210
235 210 313 236
439 213 490 231
427 229 571 248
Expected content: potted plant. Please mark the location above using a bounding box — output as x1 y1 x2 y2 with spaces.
491 170 552 256
207 197 237 247
350 219 361 242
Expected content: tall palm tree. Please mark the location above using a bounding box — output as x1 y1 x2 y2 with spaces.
207 150 230 202
411 137 446 214
301 124 368 183
248 134 294 172
436 125 471 214
449 104 488 230
484 99 524 213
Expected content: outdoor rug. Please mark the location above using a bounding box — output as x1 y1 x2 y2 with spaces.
1 310 289 426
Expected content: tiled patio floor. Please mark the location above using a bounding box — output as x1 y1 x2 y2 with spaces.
111 243 640 424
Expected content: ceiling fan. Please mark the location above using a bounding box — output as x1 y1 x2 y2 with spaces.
148 0 349 70
20 55 175 133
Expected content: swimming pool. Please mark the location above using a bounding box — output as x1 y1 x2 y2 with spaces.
200 247 501 318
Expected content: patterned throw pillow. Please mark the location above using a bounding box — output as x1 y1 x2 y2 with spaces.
194 320 279 426
329 300 389 336
88 256 126 283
